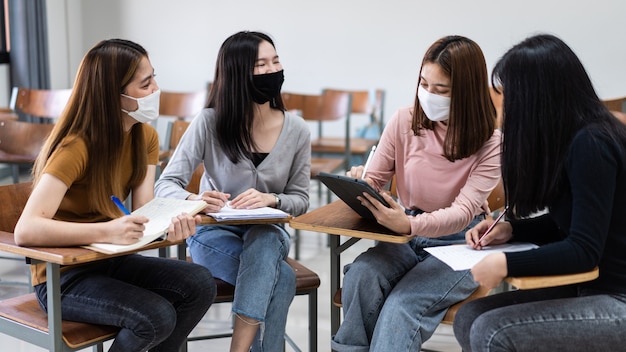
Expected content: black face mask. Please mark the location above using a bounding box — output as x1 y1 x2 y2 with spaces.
251 70 285 104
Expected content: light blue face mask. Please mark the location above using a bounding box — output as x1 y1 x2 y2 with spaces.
121 89 161 123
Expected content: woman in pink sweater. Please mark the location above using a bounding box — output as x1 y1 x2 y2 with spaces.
331 35 501 352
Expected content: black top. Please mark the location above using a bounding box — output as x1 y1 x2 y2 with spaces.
506 126 626 294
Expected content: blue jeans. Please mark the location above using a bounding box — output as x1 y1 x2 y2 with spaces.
187 224 296 352
454 285 626 351
331 215 483 352
35 254 216 352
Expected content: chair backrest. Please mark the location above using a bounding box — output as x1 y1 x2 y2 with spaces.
159 90 207 119
602 96 626 112
0 120 55 159
283 90 352 123
325 88 385 122
487 178 505 214
0 182 32 233
167 120 191 151
10 87 71 119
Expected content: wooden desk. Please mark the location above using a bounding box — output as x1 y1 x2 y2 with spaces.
290 200 600 335
0 231 185 351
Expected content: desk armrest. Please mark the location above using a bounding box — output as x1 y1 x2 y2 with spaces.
0 231 184 265
505 267 599 290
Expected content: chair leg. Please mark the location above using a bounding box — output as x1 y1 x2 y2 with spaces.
294 229 301 260
309 288 318 352
11 164 19 184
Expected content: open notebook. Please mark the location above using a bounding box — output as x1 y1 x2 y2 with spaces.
84 197 207 254
206 202 289 221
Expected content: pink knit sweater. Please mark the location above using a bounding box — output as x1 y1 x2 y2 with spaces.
366 106 502 238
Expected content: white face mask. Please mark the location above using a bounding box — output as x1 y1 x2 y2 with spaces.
418 85 450 122
121 89 161 123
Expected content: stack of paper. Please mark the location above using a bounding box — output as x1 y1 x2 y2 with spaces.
207 205 289 221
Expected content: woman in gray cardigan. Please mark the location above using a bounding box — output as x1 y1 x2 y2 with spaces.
155 31 310 352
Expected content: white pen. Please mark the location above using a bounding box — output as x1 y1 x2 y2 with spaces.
361 145 377 179
208 176 221 192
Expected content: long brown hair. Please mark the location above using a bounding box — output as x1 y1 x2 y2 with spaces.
33 39 148 218
412 35 496 161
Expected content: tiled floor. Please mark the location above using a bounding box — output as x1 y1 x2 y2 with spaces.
0 169 461 351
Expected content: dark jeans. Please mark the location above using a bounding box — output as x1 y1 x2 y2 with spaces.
453 285 626 351
35 254 216 352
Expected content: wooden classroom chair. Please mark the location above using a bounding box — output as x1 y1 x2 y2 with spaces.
10 87 72 121
0 182 119 351
159 89 206 120
0 87 71 183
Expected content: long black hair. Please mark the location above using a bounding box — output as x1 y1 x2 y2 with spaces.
207 31 285 163
493 34 626 217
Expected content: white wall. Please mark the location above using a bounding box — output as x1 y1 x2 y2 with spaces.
46 0 626 128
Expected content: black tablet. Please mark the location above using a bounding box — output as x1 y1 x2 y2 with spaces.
317 172 390 220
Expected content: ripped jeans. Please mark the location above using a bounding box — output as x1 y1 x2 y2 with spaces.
187 224 296 352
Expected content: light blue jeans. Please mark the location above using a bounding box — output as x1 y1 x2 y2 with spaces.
187 224 296 352
331 216 483 352
454 285 626 351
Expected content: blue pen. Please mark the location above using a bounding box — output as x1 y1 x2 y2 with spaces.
111 195 131 215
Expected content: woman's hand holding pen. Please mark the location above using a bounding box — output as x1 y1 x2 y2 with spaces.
465 218 513 249
346 166 374 187
189 190 230 213
466 212 513 288
108 215 149 244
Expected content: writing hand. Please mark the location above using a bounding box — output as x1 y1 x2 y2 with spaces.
466 219 513 249
108 214 149 244
189 191 230 213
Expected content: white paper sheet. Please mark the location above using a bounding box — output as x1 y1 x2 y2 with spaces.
425 242 538 271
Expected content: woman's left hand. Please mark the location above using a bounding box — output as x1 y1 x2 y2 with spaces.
166 213 202 241
229 188 274 209
359 192 411 235
471 252 508 289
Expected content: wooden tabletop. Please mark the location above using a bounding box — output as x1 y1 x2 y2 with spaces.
0 231 183 266
289 200 409 244
505 266 599 289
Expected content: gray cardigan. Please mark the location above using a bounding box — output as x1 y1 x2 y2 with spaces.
155 108 311 216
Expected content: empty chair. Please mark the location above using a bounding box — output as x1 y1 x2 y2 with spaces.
0 87 70 183
159 89 207 120
602 95 626 112
10 87 72 121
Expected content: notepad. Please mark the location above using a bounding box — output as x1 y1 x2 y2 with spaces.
206 203 289 221
425 242 538 271
84 197 207 254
